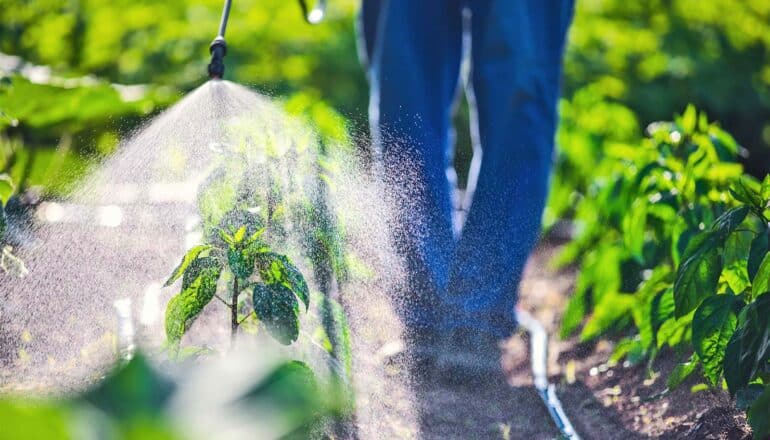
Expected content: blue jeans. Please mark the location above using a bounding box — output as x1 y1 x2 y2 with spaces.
360 0 574 337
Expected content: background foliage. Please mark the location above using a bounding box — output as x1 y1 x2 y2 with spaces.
1 0 770 195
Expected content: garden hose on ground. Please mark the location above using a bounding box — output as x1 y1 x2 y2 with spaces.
207 0 326 79
516 309 581 440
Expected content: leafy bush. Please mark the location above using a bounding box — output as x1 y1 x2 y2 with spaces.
556 104 770 437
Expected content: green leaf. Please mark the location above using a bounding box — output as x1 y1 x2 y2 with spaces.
748 385 770 439
233 225 247 243
164 244 213 287
83 353 175 420
752 252 770 300
748 231 769 281
681 104 697 134
253 283 300 345
723 294 770 393
692 294 740 386
622 198 647 262
0 174 14 204
729 178 763 211
711 206 749 239
256 253 310 310
236 360 329 436
165 257 222 345
667 354 698 391
673 232 722 317
651 287 676 347
580 292 635 341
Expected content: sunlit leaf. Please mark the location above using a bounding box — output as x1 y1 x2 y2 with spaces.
673 232 722 317
164 244 213 287
692 294 740 386
165 257 222 345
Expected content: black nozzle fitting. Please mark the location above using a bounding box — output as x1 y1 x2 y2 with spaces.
208 37 227 79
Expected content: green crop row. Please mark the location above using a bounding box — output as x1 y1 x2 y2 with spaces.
554 102 770 436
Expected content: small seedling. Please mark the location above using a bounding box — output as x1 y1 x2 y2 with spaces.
164 209 309 348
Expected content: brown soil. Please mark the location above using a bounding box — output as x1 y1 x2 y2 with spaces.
517 245 753 439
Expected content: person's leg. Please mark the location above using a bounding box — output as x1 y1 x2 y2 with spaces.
362 0 464 330
445 0 575 337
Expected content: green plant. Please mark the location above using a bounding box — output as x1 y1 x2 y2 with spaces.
673 177 770 437
555 105 770 437
164 213 310 347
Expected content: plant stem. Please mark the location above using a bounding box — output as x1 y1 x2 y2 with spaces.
231 277 239 342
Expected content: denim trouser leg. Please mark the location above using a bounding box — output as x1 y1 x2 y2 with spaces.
360 0 574 335
445 0 575 337
361 0 464 330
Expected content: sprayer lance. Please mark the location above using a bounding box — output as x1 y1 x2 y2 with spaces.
208 0 232 79
206 0 326 79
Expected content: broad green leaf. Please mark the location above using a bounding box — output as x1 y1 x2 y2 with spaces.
729 178 763 211
651 287 675 347
748 385 770 439
228 244 256 281
0 400 73 439
673 232 722 317
236 360 330 436
83 353 175 419
681 104 697 134
667 354 698 391
580 292 635 341
748 231 769 281
622 198 647 262
233 225 247 243
253 283 300 345
0 174 13 204
692 294 740 386
723 294 770 393
256 253 310 310
752 252 770 299
165 257 222 345
248 227 266 243
164 244 213 287
711 206 749 239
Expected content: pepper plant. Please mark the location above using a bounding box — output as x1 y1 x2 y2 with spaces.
671 177 770 436
164 211 310 347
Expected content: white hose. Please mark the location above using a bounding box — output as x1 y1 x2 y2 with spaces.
516 308 581 440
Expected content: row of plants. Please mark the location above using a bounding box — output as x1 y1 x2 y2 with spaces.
554 103 770 436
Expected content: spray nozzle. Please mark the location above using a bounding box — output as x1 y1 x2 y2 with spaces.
208 37 227 79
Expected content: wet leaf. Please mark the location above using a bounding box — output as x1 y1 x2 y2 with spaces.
256 253 310 310
164 244 213 287
692 294 740 386
165 257 222 345
252 283 300 345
